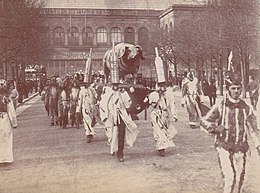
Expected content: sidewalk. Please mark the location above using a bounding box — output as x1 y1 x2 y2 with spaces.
16 92 39 108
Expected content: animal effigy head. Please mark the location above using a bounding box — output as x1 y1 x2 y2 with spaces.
118 44 145 61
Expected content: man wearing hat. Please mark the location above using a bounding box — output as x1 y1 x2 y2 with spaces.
102 53 139 162
200 72 260 193
181 72 202 128
146 81 178 157
76 80 96 143
145 49 178 157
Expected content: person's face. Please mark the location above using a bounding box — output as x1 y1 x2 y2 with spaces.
160 86 166 92
188 76 193 81
228 84 242 100
112 84 119 91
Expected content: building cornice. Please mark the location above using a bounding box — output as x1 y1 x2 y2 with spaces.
159 4 206 18
42 8 162 18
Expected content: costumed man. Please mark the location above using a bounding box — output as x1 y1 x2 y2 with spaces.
247 75 259 111
146 82 178 157
200 72 260 193
41 79 51 116
48 77 59 126
58 79 70 129
145 47 178 157
70 80 81 128
0 79 17 164
76 80 96 143
99 85 114 146
181 72 202 128
107 83 139 162
100 47 139 162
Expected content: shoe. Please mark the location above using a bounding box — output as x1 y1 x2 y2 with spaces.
158 149 166 157
86 138 91 143
50 122 54 126
190 125 196 129
117 153 124 162
86 135 93 143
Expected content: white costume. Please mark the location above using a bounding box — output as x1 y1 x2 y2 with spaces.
100 87 139 155
76 86 96 137
148 87 178 150
0 91 17 163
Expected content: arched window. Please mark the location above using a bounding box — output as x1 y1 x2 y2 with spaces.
97 27 107 44
83 27 93 45
111 27 121 44
138 27 148 47
124 27 134 44
53 27 65 46
68 26 79 46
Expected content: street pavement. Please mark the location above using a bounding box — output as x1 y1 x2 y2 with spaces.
0 90 260 193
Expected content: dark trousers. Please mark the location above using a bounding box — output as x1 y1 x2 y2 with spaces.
208 95 216 107
117 116 126 158
250 95 258 110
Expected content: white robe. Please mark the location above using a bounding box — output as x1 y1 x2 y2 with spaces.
100 89 139 154
149 89 178 150
0 100 17 163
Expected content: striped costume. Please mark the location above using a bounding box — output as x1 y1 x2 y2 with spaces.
200 95 260 193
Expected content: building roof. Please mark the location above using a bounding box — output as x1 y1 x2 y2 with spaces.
45 0 207 10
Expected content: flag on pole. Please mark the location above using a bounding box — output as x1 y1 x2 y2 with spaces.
227 51 234 71
84 48 92 83
154 47 166 83
111 41 120 84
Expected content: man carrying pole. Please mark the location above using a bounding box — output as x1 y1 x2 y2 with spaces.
102 42 139 162
76 48 96 143
200 51 260 193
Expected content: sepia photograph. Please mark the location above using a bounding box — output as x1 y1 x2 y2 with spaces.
0 0 260 193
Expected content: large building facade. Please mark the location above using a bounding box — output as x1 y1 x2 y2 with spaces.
42 0 208 78
42 7 161 78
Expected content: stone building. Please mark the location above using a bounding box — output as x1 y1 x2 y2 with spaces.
42 0 207 78
42 0 166 78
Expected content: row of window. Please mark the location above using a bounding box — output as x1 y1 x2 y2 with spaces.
53 26 149 46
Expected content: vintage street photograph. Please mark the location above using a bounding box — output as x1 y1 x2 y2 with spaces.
0 0 260 193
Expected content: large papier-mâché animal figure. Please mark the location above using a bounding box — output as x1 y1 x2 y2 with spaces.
103 42 145 83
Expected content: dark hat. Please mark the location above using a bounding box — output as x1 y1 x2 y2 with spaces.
225 71 242 88
187 72 194 79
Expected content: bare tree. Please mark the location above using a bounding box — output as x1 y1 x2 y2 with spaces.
0 0 50 80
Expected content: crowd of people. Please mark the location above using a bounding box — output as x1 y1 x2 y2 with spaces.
1 68 260 193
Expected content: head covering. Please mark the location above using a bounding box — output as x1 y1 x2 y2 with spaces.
187 72 194 79
0 79 7 89
225 71 242 88
154 47 166 84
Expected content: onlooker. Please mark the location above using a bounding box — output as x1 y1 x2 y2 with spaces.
8 80 19 110
247 75 259 110
207 78 217 107
201 78 209 97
